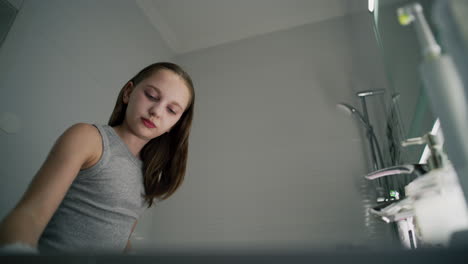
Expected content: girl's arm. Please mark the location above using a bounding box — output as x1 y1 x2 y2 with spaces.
0 123 102 248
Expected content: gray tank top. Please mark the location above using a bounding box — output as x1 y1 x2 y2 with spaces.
38 124 147 253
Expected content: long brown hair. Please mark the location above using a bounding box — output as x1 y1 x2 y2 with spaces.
108 62 195 207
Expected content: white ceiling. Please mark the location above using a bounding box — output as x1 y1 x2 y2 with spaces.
135 0 373 55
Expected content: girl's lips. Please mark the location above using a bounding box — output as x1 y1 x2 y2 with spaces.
141 118 156 128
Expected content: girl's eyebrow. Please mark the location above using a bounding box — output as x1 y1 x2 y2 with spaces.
147 84 184 110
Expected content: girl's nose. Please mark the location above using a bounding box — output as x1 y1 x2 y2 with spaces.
149 103 162 118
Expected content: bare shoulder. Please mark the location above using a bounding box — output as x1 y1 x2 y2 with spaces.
5 123 104 235
63 123 102 169
0 123 106 256
66 122 97 132
64 123 100 142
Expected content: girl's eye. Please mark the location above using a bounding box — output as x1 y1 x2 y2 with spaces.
145 92 158 101
168 108 177 115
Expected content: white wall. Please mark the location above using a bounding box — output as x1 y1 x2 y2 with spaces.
346 10 393 168
0 0 173 217
133 13 394 252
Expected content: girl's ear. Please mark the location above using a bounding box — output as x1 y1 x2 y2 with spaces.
123 81 134 104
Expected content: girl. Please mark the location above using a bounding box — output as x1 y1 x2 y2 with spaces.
0 62 195 254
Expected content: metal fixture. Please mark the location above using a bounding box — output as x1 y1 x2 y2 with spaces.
337 89 386 171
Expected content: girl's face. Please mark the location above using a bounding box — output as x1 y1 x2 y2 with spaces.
122 69 191 141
